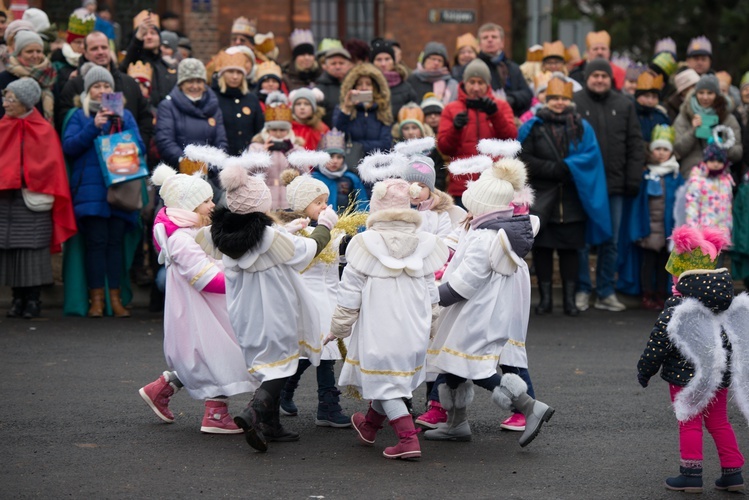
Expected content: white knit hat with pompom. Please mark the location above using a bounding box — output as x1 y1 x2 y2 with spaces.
151 164 213 212
461 158 527 216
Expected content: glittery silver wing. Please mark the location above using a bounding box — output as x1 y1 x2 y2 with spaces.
720 293 749 423
666 297 728 422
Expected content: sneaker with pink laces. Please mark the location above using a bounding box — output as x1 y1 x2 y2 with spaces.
139 372 179 423
415 401 447 429
200 399 243 434
500 412 526 431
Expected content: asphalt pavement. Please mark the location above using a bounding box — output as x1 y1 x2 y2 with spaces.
1 304 746 499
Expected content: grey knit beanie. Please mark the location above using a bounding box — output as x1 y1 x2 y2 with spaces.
83 64 115 94
401 155 436 192
463 58 491 85
12 30 44 57
177 58 207 86
5 77 42 110
423 42 449 67
695 74 720 95
291 87 318 113
584 58 613 81
160 30 179 49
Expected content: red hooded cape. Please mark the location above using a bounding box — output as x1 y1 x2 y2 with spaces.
0 109 77 252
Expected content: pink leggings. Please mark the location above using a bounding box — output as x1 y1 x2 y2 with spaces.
669 384 744 468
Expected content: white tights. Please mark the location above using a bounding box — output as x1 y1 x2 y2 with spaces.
371 398 409 421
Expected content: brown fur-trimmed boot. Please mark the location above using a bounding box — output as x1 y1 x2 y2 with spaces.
109 289 131 318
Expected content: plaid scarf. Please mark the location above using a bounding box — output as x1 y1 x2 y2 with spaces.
6 56 57 123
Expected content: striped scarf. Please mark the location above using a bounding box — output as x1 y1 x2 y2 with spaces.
6 55 57 123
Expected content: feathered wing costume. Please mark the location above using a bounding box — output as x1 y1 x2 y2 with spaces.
719 293 749 422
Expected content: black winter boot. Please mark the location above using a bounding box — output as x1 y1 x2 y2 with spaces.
234 389 272 452
7 288 25 318
715 467 744 492
22 287 42 319
535 282 552 315
665 465 703 493
279 377 300 416
259 400 300 442
316 389 351 427
562 281 579 316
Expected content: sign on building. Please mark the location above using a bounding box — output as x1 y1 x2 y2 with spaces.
428 9 476 24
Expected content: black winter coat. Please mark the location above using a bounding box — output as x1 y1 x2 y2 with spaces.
316 70 342 129
477 52 532 117
213 84 264 156
118 36 177 108
637 270 734 387
573 88 645 196
519 111 587 228
56 59 153 145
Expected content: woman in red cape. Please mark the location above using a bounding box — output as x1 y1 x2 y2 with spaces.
0 78 76 318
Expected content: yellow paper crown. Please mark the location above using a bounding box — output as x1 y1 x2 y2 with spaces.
565 44 581 63
542 41 565 61
636 71 664 92
231 17 257 38
526 45 543 63
265 103 292 123
586 31 610 49
546 77 573 99
651 124 675 145
127 61 153 82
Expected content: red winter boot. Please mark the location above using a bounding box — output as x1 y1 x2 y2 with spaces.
383 415 421 460
139 372 179 423
200 399 243 434
351 404 387 446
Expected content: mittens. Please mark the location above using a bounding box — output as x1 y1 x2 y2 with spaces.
317 205 339 230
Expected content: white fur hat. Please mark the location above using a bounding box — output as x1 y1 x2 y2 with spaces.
462 158 527 216
151 164 213 212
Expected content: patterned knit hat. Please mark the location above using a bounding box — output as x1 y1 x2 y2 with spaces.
400 155 435 192
67 8 95 43
370 178 411 212
666 225 729 277
703 142 728 163
420 92 444 115
284 151 331 211
220 153 273 215
177 58 207 86
4 77 41 110
151 164 213 212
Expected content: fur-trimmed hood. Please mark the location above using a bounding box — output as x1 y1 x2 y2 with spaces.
210 206 275 259
366 207 422 229
339 63 393 125
272 209 307 225
430 189 455 214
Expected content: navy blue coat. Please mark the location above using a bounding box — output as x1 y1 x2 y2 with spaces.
332 103 392 155
155 87 228 168
213 83 264 156
62 108 144 225
635 102 671 142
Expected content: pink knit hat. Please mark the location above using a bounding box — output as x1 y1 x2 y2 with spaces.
220 154 273 214
370 178 411 212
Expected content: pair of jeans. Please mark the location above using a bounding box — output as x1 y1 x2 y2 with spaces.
669 385 744 468
578 195 624 298
79 216 126 289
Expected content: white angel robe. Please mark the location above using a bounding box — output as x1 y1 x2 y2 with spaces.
427 216 538 380
300 233 345 361
335 211 448 400
155 225 254 400
223 225 323 386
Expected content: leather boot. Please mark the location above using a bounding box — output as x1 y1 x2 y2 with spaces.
258 394 299 442
424 382 473 442
382 415 421 460
715 467 744 492
87 289 105 318
7 288 25 318
562 281 579 316
109 289 130 318
535 282 552 315
234 389 272 452
351 404 387 446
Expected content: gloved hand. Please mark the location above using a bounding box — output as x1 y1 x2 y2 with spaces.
284 217 310 234
478 96 498 115
317 205 339 230
453 111 469 130
637 373 649 388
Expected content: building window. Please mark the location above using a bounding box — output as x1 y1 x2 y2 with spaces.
310 0 379 42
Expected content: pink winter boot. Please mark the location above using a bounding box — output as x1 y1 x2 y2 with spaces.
415 401 448 429
200 399 243 434
351 404 387 446
383 415 421 460
139 372 180 423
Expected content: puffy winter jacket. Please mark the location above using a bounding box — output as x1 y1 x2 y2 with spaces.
573 87 645 196
477 52 532 116
636 102 671 142
333 103 392 155
214 83 264 156
62 108 144 225
316 70 343 129
155 87 228 168
437 83 517 197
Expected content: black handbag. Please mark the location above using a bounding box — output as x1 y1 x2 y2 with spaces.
344 135 364 173
107 179 144 211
